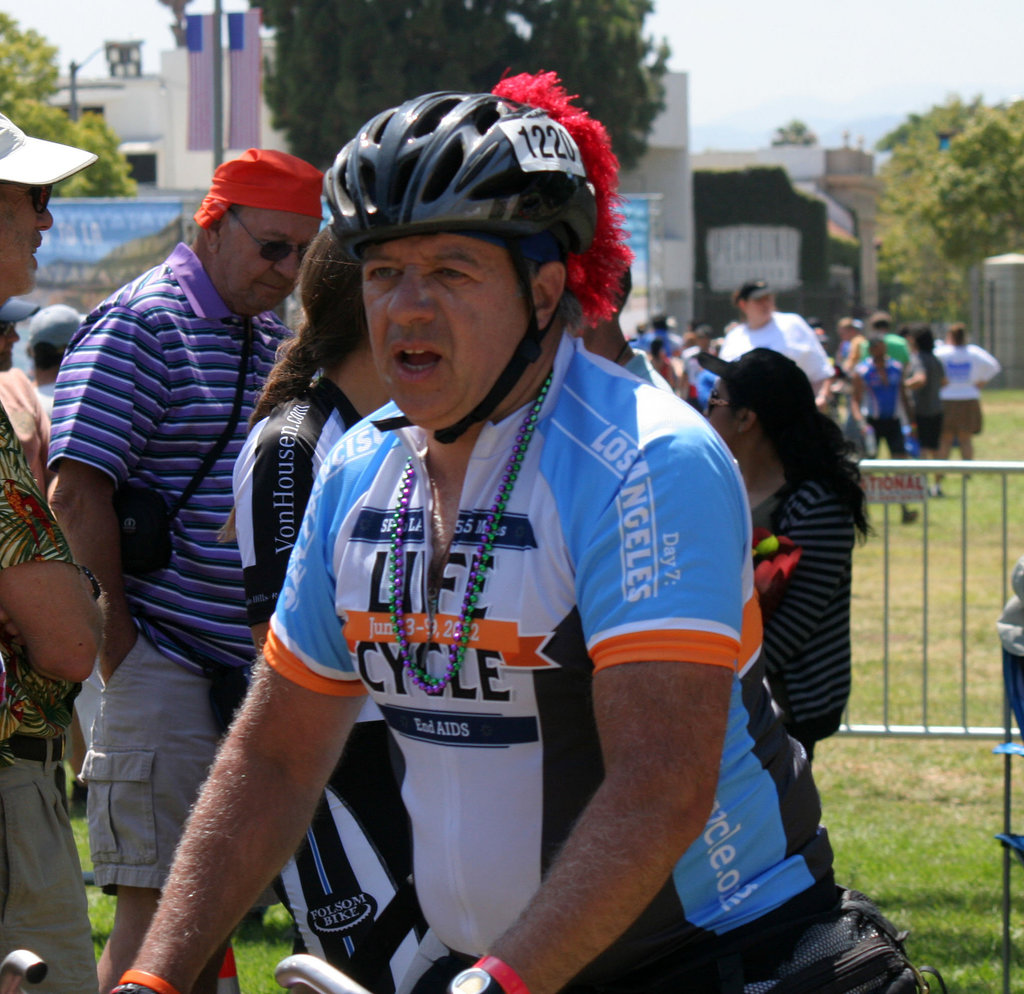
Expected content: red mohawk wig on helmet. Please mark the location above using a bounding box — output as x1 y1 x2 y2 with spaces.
492 71 634 326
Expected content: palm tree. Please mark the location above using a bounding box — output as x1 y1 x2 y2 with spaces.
157 0 193 47
771 119 818 146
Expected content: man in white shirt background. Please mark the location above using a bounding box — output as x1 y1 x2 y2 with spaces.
719 279 834 398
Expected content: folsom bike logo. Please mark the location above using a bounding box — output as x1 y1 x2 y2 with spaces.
307 892 377 936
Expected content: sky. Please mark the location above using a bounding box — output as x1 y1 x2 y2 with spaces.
5 0 1024 142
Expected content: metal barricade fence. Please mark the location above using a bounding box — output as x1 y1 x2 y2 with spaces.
842 459 1024 739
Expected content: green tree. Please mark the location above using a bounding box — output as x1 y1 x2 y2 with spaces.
520 0 669 170
0 13 135 197
875 96 987 320
923 100 1024 266
260 0 668 171
771 119 817 146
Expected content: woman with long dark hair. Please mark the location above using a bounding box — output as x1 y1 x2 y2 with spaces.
700 348 869 760
230 228 422 992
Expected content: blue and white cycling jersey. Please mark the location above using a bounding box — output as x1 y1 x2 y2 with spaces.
266 336 833 984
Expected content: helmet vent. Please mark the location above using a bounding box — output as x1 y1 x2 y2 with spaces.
369 110 394 145
456 142 498 193
422 143 466 203
414 97 462 137
393 157 416 204
358 164 377 211
473 103 501 135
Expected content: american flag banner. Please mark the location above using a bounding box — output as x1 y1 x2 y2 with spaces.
187 13 216 151
228 9 262 150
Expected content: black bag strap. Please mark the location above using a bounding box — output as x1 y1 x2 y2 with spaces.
167 318 252 520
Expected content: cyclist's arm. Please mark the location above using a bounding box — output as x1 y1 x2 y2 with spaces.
128 661 362 994
487 657 732 994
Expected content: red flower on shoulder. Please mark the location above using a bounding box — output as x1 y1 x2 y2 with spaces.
751 527 802 622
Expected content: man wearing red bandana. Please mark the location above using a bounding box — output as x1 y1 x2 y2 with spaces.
49 147 322 993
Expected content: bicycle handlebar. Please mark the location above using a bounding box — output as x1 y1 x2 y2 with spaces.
275 954 376 994
0 951 47 994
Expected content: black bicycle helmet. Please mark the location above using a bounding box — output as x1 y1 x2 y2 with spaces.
325 90 597 260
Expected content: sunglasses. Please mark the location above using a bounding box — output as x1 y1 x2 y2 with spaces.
229 207 309 263
1 183 53 215
706 388 733 409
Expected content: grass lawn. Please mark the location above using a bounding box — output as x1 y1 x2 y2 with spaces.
814 736 1013 993
69 389 1024 993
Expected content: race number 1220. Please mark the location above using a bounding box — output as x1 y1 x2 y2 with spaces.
499 119 587 176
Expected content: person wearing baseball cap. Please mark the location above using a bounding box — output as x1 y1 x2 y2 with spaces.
48 146 323 993
0 114 102 994
0 297 40 372
26 303 82 414
0 297 41 323
720 278 834 398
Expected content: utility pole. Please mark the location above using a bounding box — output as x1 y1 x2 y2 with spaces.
68 47 105 122
212 0 224 169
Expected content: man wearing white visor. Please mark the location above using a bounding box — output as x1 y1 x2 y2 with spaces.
0 113 103 994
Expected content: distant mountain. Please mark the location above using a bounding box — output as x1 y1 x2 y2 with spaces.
692 113 905 154
690 82 1022 153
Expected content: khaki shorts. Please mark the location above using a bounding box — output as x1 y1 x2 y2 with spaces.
942 398 983 435
83 631 222 891
1 757 97 994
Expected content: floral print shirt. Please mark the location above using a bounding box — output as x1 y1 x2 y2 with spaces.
0 403 77 767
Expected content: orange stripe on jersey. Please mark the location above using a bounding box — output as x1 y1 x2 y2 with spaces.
591 629 740 672
739 594 764 668
264 627 368 697
500 634 556 669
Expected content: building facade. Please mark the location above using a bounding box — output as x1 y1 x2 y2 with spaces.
53 39 288 192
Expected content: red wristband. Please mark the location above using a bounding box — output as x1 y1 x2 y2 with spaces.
474 957 531 994
117 970 183 994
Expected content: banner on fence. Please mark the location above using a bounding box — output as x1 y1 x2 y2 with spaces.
863 473 928 503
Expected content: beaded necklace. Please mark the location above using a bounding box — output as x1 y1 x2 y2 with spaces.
388 375 552 694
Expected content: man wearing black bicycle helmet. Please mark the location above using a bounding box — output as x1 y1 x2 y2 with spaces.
324 83 625 444
123 74 839 994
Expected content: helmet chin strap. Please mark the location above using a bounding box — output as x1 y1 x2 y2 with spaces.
433 240 554 445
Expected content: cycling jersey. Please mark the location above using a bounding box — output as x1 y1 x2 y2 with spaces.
235 377 361 626
265 336 833 985
234 380 421 991
855 357 903 419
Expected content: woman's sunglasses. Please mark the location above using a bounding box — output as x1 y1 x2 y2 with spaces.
706 388 733 409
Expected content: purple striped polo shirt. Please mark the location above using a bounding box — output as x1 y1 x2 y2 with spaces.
49 242 291 673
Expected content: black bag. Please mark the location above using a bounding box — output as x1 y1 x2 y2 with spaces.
113 485 172 574
742 888 943 994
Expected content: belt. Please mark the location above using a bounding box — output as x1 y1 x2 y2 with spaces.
8 734 65 763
